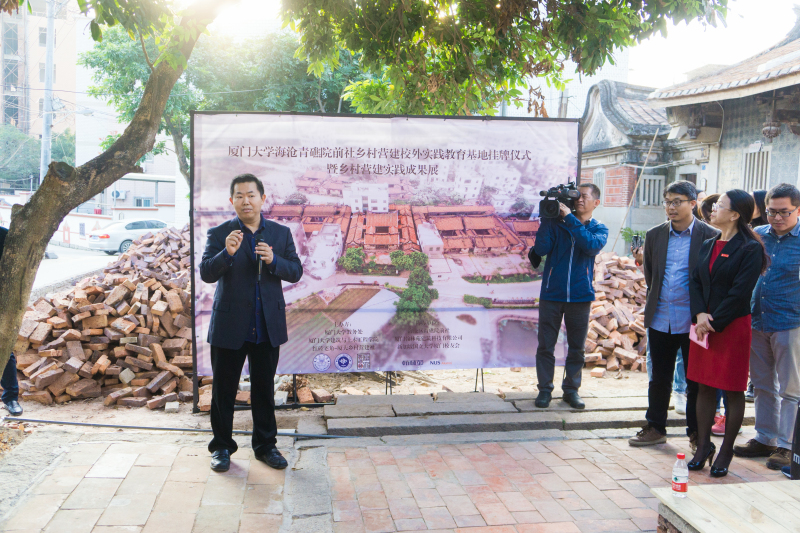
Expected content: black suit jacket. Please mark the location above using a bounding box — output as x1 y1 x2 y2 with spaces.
642 217 720 328
199 218 303 349
689 231 763 333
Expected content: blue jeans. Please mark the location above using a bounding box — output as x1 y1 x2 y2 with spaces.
1 353 18 404
647 345 687 394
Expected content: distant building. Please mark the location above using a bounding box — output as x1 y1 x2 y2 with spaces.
648 11 800 195
304 223 343 279
484 174 521 196
416 222 444 259
343 182 389 213
411 205 524 254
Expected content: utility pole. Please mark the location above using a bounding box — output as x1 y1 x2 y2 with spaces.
38 0 55 186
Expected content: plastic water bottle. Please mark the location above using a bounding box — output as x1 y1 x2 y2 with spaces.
672 453 688 498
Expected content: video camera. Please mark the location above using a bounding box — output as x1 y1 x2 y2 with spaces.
539 181 580 219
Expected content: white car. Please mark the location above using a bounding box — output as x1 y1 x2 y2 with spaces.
87 218 169 255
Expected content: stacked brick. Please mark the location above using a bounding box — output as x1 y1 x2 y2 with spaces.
585 252 648 377
14 225 200 409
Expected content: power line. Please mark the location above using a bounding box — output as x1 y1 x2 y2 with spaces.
1 84 267 98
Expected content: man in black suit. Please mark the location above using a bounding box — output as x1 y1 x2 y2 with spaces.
200 174 303 472
0 226 22 416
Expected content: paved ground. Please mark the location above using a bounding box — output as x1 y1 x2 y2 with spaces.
0 424 788 533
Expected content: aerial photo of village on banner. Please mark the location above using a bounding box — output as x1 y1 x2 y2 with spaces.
191 113 580 376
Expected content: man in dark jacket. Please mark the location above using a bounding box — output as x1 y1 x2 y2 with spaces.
199 174 303 472
0 226 22 416
532 183 608 409
629 180 719 448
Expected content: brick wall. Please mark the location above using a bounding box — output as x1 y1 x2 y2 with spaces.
580 165 638 207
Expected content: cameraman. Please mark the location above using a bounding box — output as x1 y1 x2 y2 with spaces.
532 183 608 409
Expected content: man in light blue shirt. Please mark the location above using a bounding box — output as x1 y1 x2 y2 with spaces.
629 180 719 447
734 183 800 471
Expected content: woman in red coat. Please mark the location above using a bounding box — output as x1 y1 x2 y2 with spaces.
687 189 769 477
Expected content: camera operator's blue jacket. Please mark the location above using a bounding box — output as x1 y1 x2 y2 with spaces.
533 214 608 303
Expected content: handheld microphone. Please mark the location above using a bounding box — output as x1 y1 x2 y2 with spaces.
255 235 265 282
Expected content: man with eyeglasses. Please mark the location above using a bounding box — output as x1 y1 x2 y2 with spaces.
734 183 800 471
629 180 719 447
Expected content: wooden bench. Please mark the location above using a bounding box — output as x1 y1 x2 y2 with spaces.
651 480 800 532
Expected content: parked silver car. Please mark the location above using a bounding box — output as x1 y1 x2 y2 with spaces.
87 218 169 255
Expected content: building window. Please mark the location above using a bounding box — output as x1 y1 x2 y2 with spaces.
742 145 771 191
2 22 18 55
593 168 606 205
3 95 18 126
3 60 18 87
134 197 153 207
38 98 43 117
39 63 56 83
38 27 55 47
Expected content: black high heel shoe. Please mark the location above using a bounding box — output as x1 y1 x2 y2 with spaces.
688 443 716 471
710 454 731 477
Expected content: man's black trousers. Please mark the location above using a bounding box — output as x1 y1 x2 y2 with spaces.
209 341 280 455
646 328 698 436
535 299 591 394
1 353 18 404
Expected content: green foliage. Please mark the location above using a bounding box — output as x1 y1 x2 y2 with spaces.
621 227 647 244
393 266 437 327
511 197 533 217
407 267 433 287
338 246 365 273
408 251 428 268
285 193 309 205
477 185 498 206
464 294 492 308
79 27 370 177
464 273 534 284
389 250 413 271
0 126 75 187
282 0 727 116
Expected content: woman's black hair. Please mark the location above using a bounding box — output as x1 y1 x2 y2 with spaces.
724 189 770 273
699 193 720 223
751 189 768 227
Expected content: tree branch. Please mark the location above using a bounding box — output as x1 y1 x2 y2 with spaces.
0 0 231 374
165 112 190 185
139 31 155 72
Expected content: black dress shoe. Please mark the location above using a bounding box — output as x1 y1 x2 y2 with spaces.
4 400 22 416
534 391 552 408
563 392 585 410
688 443 716 471
210 450 231 472
256 447 288 470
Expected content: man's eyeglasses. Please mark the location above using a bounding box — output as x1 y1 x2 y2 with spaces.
663 199 691 208
765 207 798 218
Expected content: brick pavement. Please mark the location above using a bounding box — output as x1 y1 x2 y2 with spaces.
0 432 789 532
325 435 788 533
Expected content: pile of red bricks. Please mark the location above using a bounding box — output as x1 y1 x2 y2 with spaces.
585 252 648 377
15 225 203 409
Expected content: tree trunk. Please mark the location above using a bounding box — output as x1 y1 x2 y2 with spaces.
165 112 190 185
0 0 229 373
317 77 326 113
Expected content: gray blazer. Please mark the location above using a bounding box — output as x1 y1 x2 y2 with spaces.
642 217 720 328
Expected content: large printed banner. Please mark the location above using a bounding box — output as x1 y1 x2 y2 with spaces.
191 113 579 375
